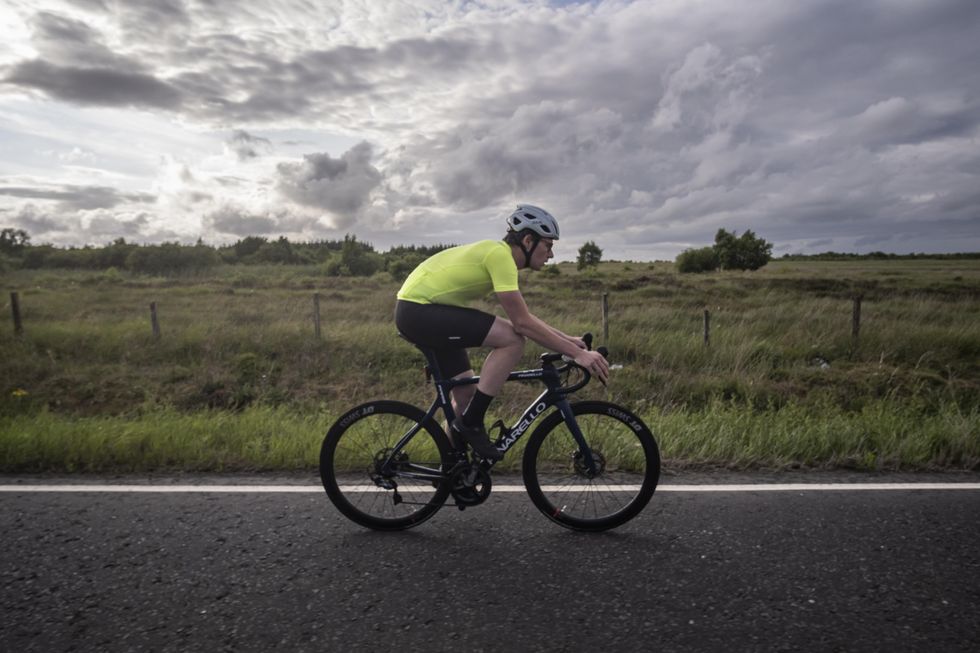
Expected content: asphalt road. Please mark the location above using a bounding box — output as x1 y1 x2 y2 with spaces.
2 473 979 652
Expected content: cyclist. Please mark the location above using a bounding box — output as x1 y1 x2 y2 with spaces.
395 204 609 461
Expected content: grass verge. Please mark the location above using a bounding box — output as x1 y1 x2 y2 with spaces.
2 399 976 473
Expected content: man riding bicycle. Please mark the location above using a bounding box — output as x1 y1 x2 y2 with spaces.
395 204 610 461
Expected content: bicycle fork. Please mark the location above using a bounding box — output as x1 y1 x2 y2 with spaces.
554 398 599 477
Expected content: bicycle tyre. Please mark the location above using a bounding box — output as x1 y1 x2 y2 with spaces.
522 401 660 532
320 400 454 530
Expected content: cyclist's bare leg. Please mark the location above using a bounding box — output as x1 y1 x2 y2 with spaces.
450 371 476 417
433 371 477 447
477 317 526 396
448 318 523 460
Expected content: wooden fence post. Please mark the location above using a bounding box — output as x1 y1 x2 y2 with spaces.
601 292 609 343
852 296 862 341
703 308 710 346
150 302 161 340
313 292 322 340
11 291 23 336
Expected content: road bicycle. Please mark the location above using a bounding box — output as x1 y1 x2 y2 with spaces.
319 334 660 532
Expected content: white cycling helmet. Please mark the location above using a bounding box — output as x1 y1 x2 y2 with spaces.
506 204 560 240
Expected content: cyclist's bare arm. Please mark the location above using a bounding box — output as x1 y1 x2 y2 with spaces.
496 290 609 382
551 327 587 350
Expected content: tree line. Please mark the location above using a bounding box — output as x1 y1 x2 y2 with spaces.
780 251 980 261
0 227 611 279
3 227 973 278
0 228 450 279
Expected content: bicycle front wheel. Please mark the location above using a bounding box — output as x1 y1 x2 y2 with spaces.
320 400 454 530
522 401 660 532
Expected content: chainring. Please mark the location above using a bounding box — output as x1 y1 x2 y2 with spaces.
450 464 493 507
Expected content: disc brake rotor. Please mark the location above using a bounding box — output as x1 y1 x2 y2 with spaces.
572 450 606 477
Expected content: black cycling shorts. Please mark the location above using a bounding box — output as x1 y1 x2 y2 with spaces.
395 300 497 379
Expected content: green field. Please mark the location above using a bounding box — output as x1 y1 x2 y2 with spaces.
2 258 978 472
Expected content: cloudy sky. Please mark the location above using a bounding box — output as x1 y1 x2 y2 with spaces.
1 0 978 260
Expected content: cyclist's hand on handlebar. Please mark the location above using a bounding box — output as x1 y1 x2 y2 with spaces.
567 332 593 352
574 349 609 385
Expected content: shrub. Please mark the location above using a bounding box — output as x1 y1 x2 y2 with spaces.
714 229 772 271
387 253 426 281
577 241 603 270
322 235 383 277
676 246 720 273
0 228 30 255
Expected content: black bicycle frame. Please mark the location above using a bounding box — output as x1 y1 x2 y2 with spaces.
382 356 598 478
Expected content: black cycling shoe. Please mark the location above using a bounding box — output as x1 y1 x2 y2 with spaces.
451 419 504 461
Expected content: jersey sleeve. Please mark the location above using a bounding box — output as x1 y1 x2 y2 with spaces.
484 244 520 293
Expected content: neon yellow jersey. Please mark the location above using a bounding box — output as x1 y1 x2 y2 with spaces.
397 240 519 307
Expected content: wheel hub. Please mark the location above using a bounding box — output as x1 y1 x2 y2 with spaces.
572 450 606 478
370 448 409 488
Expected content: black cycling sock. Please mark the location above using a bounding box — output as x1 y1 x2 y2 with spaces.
462 390 493 428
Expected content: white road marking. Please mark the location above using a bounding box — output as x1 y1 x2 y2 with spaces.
1 483 979 493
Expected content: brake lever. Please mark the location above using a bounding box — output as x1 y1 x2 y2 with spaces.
562 333 609 386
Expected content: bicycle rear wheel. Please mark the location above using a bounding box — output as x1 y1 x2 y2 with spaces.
320 400 453 530
522 401 660 532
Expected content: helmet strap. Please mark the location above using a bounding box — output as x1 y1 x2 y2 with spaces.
519 234 540 269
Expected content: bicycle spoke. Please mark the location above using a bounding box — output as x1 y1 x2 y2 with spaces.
523 401 660 531
320 401 452 530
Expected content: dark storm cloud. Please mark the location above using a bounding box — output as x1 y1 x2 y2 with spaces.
227 130 272 161
1 9 185 109
27 11 123 67
86 211 151 237
64 0 110 11
3 13 479 120
3 60 183 109
276 143 382 225
9 204 70 234
115 0 190 39
0 184 156 211
202 205 320 237
202 206 278 236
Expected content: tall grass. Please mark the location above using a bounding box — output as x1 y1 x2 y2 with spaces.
1 259 978 471
1 399 975 473
653 399 979 470
0 406 333 473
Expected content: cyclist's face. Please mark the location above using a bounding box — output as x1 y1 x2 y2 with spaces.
531 238 555 269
